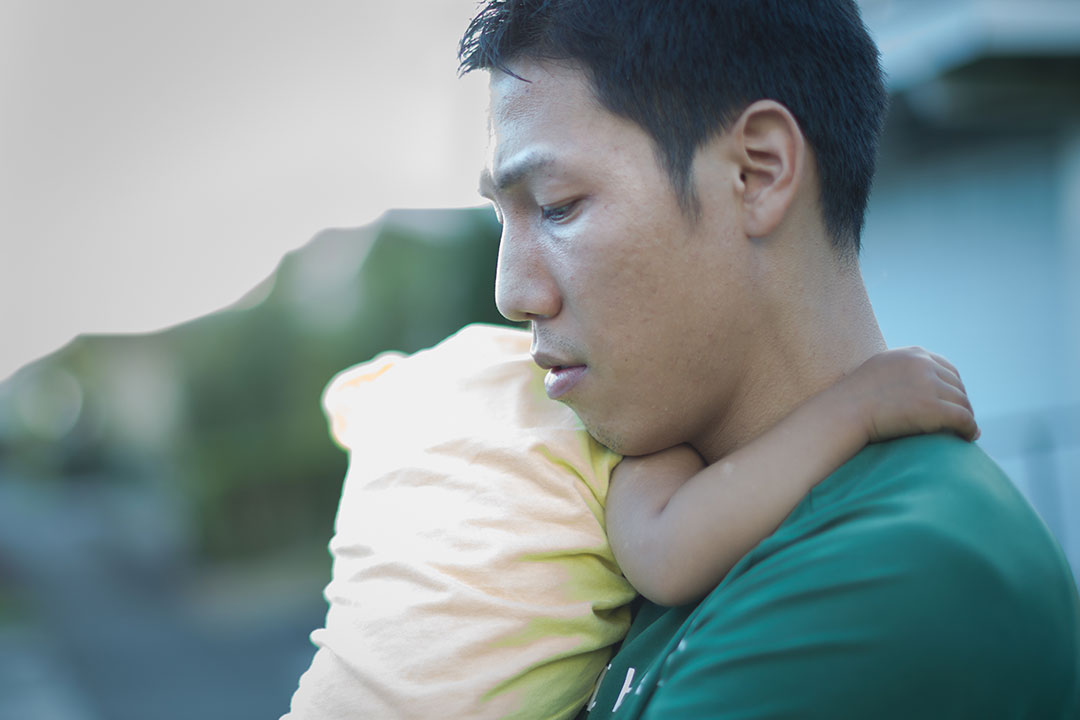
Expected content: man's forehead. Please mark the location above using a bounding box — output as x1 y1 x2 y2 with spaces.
487 59 596 125
482 60 605 185
487 69 539 126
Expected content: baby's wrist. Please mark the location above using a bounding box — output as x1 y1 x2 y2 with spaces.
821 379 876 447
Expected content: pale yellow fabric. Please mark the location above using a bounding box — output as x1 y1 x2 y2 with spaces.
283 324 635 720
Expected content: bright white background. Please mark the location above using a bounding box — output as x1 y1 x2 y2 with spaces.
0 0 490 382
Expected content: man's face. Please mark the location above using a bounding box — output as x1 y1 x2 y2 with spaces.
481 59 756 456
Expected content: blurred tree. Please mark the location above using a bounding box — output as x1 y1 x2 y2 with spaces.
0 207 507 565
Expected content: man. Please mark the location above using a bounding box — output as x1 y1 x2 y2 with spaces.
460 0 1080 717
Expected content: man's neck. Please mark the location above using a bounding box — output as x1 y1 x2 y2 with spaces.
694 258 886 464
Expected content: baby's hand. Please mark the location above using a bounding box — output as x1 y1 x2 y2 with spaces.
844 347 979 444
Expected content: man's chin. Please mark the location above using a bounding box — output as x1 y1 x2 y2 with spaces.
576 415 653 457
585 425 624 454
566 407 621 454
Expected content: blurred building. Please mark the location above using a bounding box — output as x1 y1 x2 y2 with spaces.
860 0 1080 573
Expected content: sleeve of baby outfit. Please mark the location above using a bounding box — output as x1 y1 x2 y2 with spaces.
282 325 638 720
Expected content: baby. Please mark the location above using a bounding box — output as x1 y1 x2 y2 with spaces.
284 325 976 720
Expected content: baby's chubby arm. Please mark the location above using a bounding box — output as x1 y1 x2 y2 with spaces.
605 348 978 607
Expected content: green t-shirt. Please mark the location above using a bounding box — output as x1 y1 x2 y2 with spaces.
582 434 1080 719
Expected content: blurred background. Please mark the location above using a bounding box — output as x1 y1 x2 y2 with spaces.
1 1 1077 718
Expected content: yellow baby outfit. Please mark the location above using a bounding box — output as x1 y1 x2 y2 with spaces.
283 324 635 719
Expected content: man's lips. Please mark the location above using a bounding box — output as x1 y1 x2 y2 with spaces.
533 352 587 399
543 365 587 399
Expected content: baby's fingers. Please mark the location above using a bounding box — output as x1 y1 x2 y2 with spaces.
934 376 978 440
936 374 974 416
926 351 968 394
925 350 961 382
937 399 980 441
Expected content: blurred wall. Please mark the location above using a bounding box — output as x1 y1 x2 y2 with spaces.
860 0 1080 574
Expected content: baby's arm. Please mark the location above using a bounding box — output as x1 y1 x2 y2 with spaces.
605 347 978 607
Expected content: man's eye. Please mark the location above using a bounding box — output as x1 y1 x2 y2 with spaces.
541 202 576 223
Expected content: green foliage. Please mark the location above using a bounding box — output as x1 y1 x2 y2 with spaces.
2 208 509 563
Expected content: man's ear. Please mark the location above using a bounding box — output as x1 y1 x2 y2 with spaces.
730 100 805 238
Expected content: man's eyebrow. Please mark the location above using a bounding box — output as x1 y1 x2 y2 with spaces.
478 153 556 197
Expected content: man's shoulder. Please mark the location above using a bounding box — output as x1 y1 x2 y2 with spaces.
591 435 1080 719
735 433 1078 679
783 434 1069 594
802 434 1037 543
672 435 1080 718
819 433 1011 505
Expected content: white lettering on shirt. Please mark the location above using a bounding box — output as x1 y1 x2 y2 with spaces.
587 664 611 711
611 667 636 712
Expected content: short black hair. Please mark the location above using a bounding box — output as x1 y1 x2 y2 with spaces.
459 0 888 255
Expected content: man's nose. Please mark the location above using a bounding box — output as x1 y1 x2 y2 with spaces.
494 224 561 322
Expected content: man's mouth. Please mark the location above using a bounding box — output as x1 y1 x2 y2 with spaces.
543 364 587 399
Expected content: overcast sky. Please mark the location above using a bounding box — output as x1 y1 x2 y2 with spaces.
0 0 490 381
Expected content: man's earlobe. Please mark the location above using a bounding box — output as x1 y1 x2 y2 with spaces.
732 100 804 238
